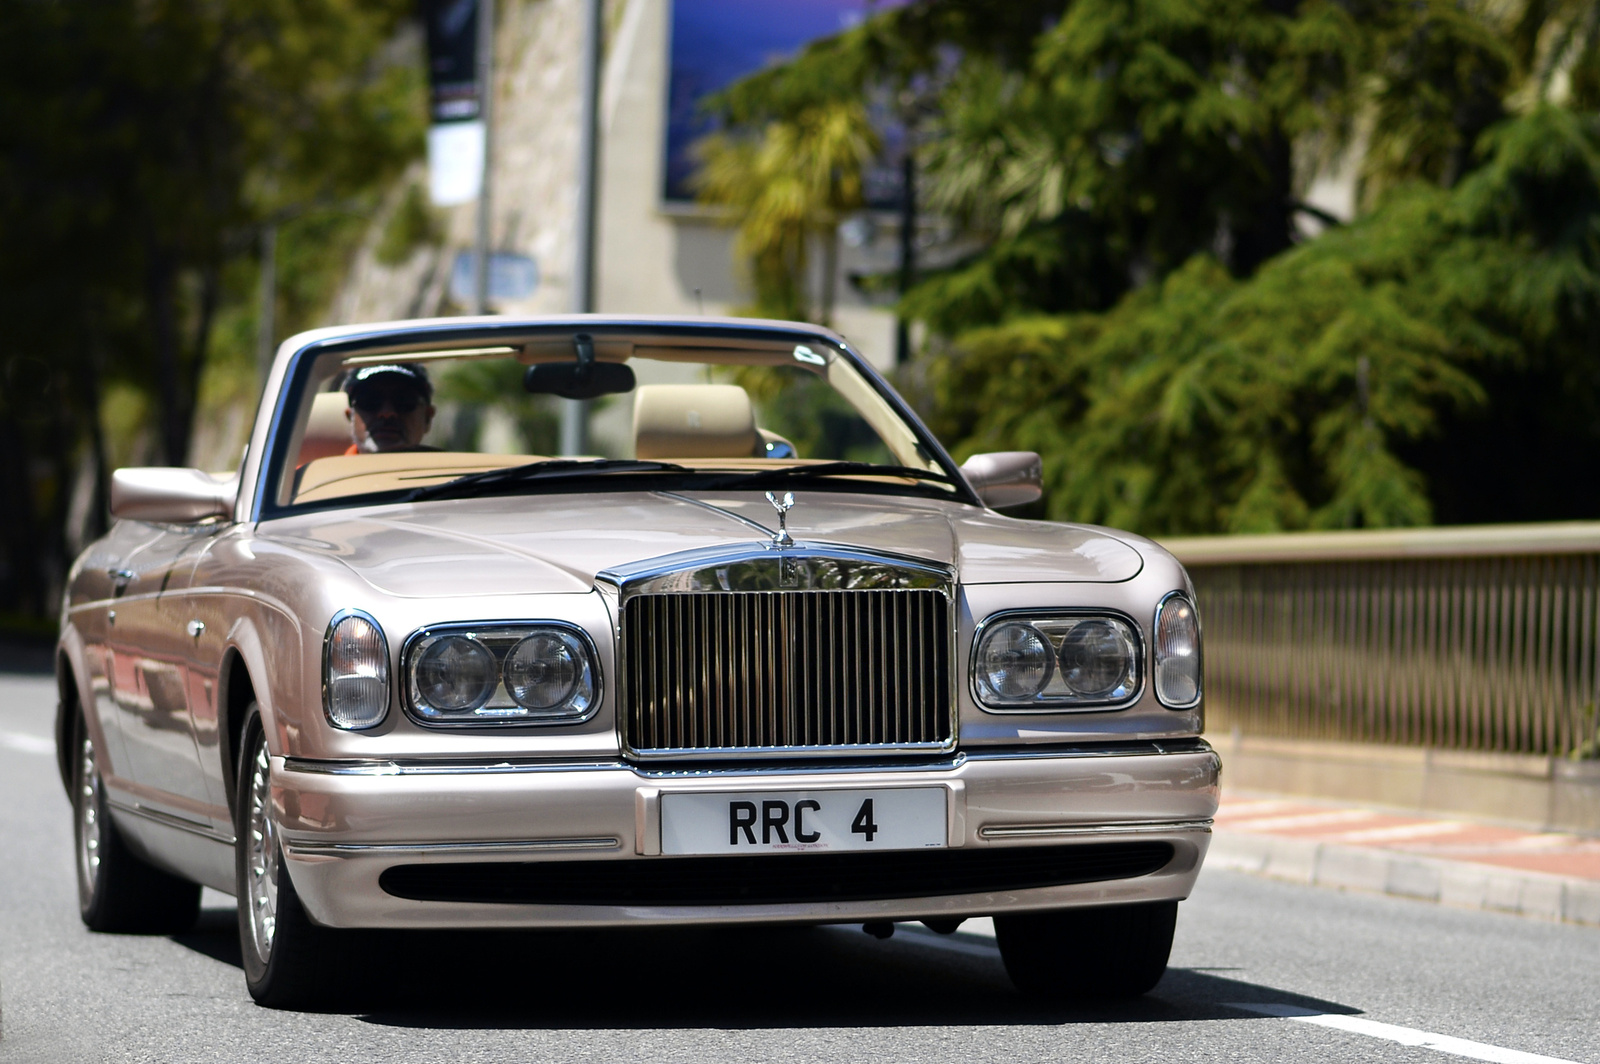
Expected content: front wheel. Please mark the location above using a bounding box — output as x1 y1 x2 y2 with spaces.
73 719 200 933
994 901 1178 999
235 709 337 1008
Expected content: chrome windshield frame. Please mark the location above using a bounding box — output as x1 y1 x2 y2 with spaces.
246 318 982 522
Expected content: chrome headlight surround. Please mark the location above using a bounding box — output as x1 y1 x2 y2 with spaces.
970 610 1142 711
402 621 601 726
322 609 391 731
1152 591 1203 709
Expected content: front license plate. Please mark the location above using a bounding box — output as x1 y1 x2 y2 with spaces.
661 788 947 855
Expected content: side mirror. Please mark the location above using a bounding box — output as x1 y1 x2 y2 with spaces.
961 451 1042 509
110 468 238 524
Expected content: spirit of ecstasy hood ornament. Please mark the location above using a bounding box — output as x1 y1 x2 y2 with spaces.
764 491 796 548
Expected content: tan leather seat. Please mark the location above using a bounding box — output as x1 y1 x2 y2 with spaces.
633 384 762 459
297 391 353 464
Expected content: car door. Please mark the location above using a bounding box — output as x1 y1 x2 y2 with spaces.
76 519 170 795
172 525 251 834
103 521 220 829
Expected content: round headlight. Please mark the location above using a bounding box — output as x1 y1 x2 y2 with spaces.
976 622 1054 701
1058 619 1135 699
1154 594 1201 707
505 631 590 710
414 635 498 712
324 612 389 730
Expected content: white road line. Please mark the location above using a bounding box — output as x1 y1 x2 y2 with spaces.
0 730 54 756
1227 1002 1585 1064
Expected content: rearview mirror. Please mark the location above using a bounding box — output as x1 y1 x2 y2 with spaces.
110 468 238 524
523 360 636 399
961 451 1042 509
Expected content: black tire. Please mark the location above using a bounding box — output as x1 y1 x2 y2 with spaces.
235 707 339 1008
994 901 1178 999
72 717 201 934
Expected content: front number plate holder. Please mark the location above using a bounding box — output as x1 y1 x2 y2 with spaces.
660 788 947 856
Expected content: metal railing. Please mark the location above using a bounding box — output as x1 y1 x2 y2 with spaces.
1161 524 1600 759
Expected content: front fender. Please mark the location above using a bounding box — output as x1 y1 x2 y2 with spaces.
54 623 97 796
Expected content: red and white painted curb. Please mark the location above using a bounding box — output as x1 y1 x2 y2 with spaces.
1208 792 1600 926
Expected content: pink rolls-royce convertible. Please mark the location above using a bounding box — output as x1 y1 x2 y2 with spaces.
55 316 1217 1007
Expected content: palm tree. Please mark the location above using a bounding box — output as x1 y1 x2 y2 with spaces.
694 100 880 326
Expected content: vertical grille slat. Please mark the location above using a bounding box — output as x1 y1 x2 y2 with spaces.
621 590 951 756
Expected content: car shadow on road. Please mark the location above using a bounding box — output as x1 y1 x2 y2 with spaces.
171 907 244 968
169 915 1357 1027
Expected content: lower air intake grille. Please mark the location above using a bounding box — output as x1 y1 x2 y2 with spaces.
378 842 1175 906
620 589 953 756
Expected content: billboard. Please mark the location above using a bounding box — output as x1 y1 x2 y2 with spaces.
664 0 907 204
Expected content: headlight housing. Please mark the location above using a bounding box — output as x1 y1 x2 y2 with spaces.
1153 592 1202 708
972 612 1140 710
404 623 599 725
323 610 390 730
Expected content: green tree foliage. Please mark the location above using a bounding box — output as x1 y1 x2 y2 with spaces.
0 0 424 618
710 0 1600 534
934 106 1600 531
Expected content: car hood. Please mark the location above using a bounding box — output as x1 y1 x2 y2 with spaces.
264 492 1144 597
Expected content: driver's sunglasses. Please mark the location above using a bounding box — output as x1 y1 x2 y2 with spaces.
350 389 423 415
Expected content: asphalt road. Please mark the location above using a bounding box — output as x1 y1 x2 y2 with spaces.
3 671 1596 1064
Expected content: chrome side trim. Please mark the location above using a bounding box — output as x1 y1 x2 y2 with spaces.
978 819 1213 840
108 798 235 845
283 757 630 776
962 738 1214 761
283 837 621 857
280 739 1211 778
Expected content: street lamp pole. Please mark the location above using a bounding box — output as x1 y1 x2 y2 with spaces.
561 0 601 456
472 0 496 316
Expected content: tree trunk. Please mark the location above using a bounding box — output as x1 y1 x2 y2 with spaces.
148 249 186 466
0 418 43 616
79 333 110 544
1232 130 1295 277
178 262 221 467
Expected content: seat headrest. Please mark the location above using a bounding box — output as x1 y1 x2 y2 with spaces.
633 384 760 460
297 391 353 464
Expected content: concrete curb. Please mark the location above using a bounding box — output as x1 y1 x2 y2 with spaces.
1207 830 1600 928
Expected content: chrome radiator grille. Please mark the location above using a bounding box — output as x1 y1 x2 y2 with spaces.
620 590 953 756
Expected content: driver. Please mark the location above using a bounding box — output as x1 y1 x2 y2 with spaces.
343 364 436 453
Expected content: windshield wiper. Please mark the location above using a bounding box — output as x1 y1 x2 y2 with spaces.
700 461 962 492
404 459 693 502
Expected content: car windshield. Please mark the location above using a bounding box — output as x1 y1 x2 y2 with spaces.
266 329 960 512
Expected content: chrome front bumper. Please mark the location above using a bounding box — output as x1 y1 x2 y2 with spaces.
274 742 1220 929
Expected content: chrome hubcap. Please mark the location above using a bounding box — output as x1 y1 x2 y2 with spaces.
77 735 102 897
245 741 278 965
